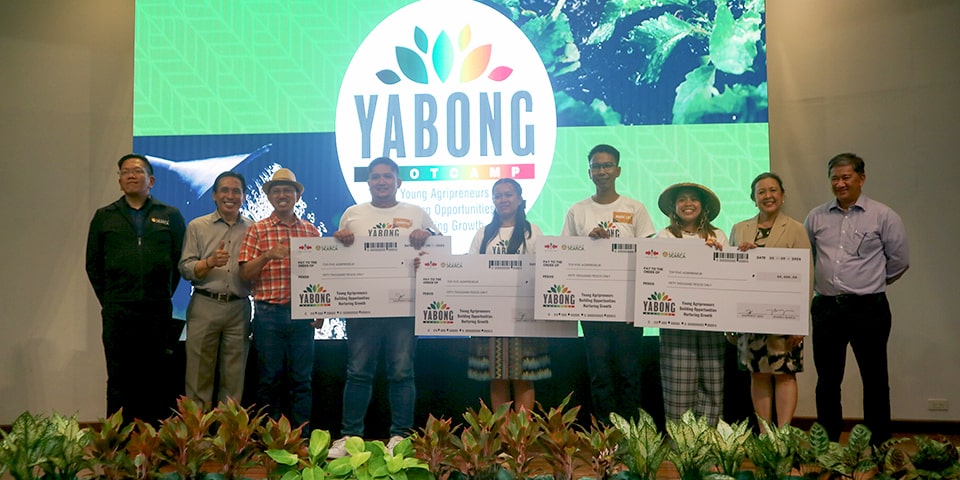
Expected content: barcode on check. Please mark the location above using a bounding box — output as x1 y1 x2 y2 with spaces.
612 243 637 253
364 241 398 252
713 252 749 262
488 259 523 269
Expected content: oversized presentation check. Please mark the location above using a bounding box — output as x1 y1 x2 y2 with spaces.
415 255 578 338
633 238 810 335
291 236 450 319
534 236 638 322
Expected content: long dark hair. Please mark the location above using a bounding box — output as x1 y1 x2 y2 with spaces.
479 178 532 254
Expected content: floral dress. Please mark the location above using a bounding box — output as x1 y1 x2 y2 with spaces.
736 226 804 373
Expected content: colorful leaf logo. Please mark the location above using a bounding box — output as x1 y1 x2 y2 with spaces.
428 301 450 310
304 284 326 293
647 292 672 302
377 25 513 85
598 221 616 230
548 285 572 294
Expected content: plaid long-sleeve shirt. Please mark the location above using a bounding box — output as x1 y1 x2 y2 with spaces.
238 213 319 304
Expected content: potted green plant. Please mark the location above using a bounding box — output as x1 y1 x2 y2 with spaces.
85 409 137 479
411 414 461 480
897 435 960 480
499 406 545 479
708 418 752 480
454 402 510 480
0 411 92 480
258 415 306 479
266 428 332 480
744 417 807 480
665 411 715 480
326 436 432 480
208 397 268 479
576 415 624 480
608 410 670 480
535 395 582 480
154 396 217 479
125 419 163 480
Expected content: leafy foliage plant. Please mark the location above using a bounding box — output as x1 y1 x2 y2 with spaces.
609 410 670 480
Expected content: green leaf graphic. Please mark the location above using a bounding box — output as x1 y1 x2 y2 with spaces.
672 64 716 124
433 31 453 83
376 70 401 85
628 13 695 84
709 2 762 75
414 26 428 54
396 46 429 84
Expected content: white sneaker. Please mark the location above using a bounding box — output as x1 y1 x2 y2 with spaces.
328 436 350 459
385 435 405 454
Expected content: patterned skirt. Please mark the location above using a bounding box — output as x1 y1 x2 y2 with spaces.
467 337 552 381
737 333 804 374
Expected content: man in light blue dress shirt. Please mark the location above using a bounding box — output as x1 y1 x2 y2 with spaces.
804 153 909 443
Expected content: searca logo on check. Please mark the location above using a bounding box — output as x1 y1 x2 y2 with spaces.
543 242 585 251
419 260 463 268
297 243 338 251
643 249 685 259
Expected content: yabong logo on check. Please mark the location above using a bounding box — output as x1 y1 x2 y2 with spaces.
422 300 454 323
542 284 575 308
299 285 331 307
642 292 676 316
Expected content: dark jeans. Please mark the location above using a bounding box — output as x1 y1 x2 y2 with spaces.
101 301 173 425
252 302 315 431
582 321 645 423
342 317 417 438
812 293 892 443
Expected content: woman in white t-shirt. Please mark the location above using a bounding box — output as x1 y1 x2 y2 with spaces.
467 178 550 411
655 182 728 426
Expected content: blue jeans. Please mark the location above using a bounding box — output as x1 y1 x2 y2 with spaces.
252 302 315 432
341 317 417 437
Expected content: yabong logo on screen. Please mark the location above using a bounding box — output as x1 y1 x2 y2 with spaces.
336 0 557 252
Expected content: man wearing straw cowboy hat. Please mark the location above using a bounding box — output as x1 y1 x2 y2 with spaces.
239 167 322 432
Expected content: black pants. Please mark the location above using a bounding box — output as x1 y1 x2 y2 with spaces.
101 301 174 425
811 293 892 443
582 321 645 423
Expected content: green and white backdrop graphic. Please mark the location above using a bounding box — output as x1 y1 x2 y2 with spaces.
133 0 769 326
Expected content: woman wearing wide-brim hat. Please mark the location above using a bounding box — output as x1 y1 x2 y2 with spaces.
655 181 728 426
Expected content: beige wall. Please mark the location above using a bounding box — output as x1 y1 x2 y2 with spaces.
1 0 957 424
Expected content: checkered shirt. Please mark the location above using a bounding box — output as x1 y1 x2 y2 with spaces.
238 213 319 304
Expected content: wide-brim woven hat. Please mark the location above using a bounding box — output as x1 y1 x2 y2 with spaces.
657 182 721 221
262 167 303 195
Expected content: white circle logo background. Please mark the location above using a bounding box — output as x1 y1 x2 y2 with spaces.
335 0 557 253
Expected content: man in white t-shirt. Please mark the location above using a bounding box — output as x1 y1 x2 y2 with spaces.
560 144 656 423
328 157 437 457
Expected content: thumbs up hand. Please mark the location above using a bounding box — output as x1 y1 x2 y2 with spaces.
208 240 230 267
265 237 290 260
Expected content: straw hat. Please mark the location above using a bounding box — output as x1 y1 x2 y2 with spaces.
657 182 721 221
262 167 303 194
